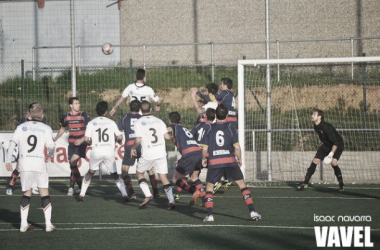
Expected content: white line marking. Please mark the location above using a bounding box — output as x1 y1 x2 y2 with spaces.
0 223 379 232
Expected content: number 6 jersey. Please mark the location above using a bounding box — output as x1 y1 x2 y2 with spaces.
10 120 55 172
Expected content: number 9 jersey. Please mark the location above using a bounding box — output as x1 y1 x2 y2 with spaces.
10 120 55 172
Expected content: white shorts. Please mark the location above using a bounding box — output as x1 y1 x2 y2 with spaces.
136 157 168 174
20 171 49 192
89 154 117 173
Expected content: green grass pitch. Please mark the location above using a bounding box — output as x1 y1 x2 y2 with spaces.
0 181 379 250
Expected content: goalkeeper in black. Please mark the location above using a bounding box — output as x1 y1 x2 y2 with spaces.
297 109 345 191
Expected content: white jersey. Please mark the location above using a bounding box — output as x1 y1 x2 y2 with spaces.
134 115 167 160
85 116 123 156
10 120 55 172
121 83 159 103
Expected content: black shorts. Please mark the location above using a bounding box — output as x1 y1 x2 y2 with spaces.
68 143 87 159
315 144 344 161
122 145 141 166
206 166 244 184
176 152 202 176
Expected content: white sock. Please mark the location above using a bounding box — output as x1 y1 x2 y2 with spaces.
116 178 128 197
164 185 174 203
80 174 92 197
20 204 30 225
43 203 52 225
139 181 152 198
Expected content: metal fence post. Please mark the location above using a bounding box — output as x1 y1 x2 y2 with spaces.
32 47 35 81
143 44 146 70
351 38 354 79
276 40 280 82
210 42 214 82
21 59 25 117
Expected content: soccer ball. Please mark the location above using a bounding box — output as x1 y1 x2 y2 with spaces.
102 43 114 55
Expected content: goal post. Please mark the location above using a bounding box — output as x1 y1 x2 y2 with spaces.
238 56 380 184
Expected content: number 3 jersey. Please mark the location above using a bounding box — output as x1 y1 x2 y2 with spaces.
134 115 167 160
10 120 55 172
85 117 123 156
200 121 239 169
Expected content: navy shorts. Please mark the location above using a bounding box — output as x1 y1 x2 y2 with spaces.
176 152 202 176
315 144 344 161
122 145 141 166
206 165 244 184
68 143 87 159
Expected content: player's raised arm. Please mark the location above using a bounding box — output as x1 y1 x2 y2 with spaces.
110 96 126 116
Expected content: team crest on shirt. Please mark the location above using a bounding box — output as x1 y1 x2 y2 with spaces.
22 126 27 132
130 91 134 96
142 122 147 126
93 122 98 126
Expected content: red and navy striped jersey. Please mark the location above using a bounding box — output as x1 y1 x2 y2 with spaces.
200 121 239 168
170 123 201 157
214 90 237 122
118 112 141 147
60 111 91 144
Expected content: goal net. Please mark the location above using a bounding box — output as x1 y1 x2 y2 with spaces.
238 57 380 184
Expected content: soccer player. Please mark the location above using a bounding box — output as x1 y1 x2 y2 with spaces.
200 104 261 222
168 111 203 208
118 100 160 200
110 68 161 116
6 112 38 196
54 97 91 196
191 82 219 115
297 109 345 191
5 103 56 232
79 101 128 201
132 101 174 209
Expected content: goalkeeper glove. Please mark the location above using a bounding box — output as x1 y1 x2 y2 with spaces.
323 152 334 164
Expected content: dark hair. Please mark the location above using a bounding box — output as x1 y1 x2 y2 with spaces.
136 69 146 81
29 102 43 119
130 100 141 112
313 108 324 121
96 101 108 116
221 78 233 89
169 111 181 124
216 104 228 120
68 97 79 105
206 82 219 95
205 108 216 121
141 101 151 114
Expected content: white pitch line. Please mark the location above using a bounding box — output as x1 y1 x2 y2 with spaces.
0 195 377 200
0 223 379 232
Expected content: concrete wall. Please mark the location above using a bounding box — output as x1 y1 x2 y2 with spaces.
0 0 120 81
120 0 380 64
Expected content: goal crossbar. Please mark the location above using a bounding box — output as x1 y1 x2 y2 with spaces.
237 56 380 181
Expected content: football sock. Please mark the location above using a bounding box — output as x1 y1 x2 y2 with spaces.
20 195 31 225
304 162 317 184
69 165 77 188
205 191 214 216
163 184 174 203
71 165 82 189
149 174 159 196
123 174 135 195
241 187 254 212
41 196 52 225
80 172 93 197
115 177 128 197
333 166 344 185
193 179 204 190
175 179 197 194
139 178 152 198
8 169 19 188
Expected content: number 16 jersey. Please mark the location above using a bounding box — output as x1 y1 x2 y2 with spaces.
134 115 167 160
85 117 123 156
